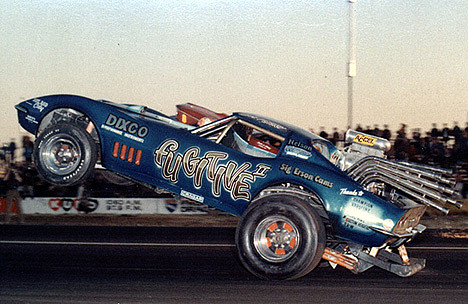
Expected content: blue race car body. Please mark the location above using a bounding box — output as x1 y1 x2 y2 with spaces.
16 94 461 279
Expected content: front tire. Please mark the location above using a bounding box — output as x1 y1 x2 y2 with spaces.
34 122 98 186
236 195 325 280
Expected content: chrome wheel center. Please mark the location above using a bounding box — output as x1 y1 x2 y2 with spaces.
55 145 77 164
41 135 82 176
253 216 299 263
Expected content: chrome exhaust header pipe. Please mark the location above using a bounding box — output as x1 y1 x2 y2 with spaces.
356 164 458 198
347 157 455 186
345 156 462 213
396 160 453 175
357 168 457 212
359 174 450 214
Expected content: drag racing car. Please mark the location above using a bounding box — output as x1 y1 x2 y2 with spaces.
15 95 462 280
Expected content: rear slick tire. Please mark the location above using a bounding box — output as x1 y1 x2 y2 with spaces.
33 122 97 186
236 194 325 280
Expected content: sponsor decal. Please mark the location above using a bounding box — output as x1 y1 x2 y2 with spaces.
25 115 39 124
279 163 293 175
383 219 395 230
32 98 48 112
342 215 370 231
180 190 204 203
314 175 334 188
154 139 272 200
284 145 312 160
101 114 148 143
279 164 334 188
293 167 314 181
287 139 313 152
340 188 364 197
101 124 122 135
350 197 373 213
352 134 377 146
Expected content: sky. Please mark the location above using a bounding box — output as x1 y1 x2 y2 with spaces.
1 0 467 145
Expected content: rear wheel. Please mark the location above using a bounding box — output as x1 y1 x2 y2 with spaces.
236 194 325 280
34 122 97 186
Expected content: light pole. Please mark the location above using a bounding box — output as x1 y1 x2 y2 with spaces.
347 0 356 130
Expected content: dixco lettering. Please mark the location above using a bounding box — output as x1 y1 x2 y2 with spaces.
105 114 148 138
154 139 272 200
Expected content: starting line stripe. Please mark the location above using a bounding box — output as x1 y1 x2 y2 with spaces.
0 240 466 251
407 246 468 250
0 240 234 247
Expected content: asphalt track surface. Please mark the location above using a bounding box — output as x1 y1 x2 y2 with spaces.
0 225 467 304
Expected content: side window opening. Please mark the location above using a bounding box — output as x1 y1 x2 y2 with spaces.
217 121 283 158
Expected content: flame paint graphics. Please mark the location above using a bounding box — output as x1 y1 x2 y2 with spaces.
154 139 271 200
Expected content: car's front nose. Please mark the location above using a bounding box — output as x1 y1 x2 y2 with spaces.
15 100 40 135
370 204 427 247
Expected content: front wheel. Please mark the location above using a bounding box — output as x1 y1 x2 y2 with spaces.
236 195 325 280
33 122 98 186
